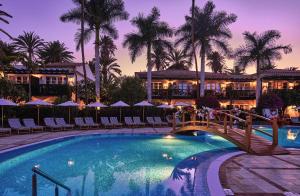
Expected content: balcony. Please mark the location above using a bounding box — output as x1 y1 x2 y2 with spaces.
152 89 256 100
16 84 71 96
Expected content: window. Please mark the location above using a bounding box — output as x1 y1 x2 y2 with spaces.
23 76 28 84
46 77 51 84
17 77 22 84
58 77 62 84
52 77 57 84
152 82 163 89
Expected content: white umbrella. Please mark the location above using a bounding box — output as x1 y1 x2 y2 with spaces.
110 101 130 121
157 104 174 109
0 99 17 127
57 101 79 123
174 102 191 107
134 101 154 121
26 99 53 125
296 106 300 110
86 102 107 123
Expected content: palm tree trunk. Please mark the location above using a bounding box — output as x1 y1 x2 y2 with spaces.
147 43 152 102
80 0 88 103
28 53 33 101
200 46 206 97
256 59 262 106
95 27 101 101
191 0 200 100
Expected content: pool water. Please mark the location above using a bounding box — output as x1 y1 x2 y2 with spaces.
0 134 237 196
253 126 300 148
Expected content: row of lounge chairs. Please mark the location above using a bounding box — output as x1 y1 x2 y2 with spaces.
0 116 170 135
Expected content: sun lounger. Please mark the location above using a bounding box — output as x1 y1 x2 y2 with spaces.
55 118 74 130
8 118 31 134
146 117 160 127
291 117 300 125
154 117 168 126
166 115 182 126
133 116 146 127
0 128 11 136
100 117 114 128
44 117 63 131
124 117 136 127
84 117 100 128
74 117 90 129
22 118 44 132
109 117 123 128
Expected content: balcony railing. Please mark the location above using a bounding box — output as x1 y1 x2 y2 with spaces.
15 84 71 96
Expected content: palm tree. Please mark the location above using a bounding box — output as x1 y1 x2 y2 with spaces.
166 48 192 70
61 0 129 101
0 4 13 39
234 30 292 105
99 35 117 59
0 41 20 72
101 57 121 85
123 7 173 101
206 51 226 73
38 41 74 64
224 65 244 75
13 31 44 100
286 66 298 71
80 0 88 103
151 45 169 71
176 1 237 97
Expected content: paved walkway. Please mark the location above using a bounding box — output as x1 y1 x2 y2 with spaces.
0 127 172 151
220 150 300 195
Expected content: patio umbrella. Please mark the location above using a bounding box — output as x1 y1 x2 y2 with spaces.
110 101 130 122
174 102 191 107
26 99 53 125
134 101 154 121
86 102 107 123
296 106 300 110
157 104 174 109
57 101 79 123
0 99 17 127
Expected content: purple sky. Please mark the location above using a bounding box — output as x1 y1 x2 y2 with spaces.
1 0 300 75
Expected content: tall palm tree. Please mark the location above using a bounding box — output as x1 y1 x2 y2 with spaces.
61 0 129 101
13 31 44 100
123 7 173 101
234 30 292 105
286 66 298 71
38 41 74 64
0 41 20 72
166 48 192 70
176 1 237 97
99 35 117 59
206 51 226 73
101 57 121 85
224 65 244 75
0 4 13 39
80 0 88 103
151 45 169 71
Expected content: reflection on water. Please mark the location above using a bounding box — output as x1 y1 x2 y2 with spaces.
0 134 236 196
287 129 298 141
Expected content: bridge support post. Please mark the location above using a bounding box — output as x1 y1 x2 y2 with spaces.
32 173 37 196
224 115 228 134
229 111 233 129
271 118 278 146
245 116 252 153
206 113 210 128
172 113 176 131
182 112 185 128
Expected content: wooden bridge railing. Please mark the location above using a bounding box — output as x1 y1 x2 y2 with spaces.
172 109 279 153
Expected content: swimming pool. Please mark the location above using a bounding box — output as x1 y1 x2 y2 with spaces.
0 133 237 196
253 125 300 148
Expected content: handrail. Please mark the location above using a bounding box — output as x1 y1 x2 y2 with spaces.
252 127 273 137
32 167 71 196
239 111 271 122
215 110 246 123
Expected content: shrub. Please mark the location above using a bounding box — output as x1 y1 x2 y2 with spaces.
196 96 220 109
258 93 283 109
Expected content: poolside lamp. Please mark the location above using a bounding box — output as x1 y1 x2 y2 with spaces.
134 101 154 121
110 101 130 122
0 98 17 127
25 99 53 125
57 101 79 124
86 102 107 123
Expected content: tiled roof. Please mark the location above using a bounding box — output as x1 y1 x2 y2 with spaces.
44 62 83 68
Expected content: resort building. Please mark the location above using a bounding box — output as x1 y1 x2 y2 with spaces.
135 69 300 109
2 62 94 102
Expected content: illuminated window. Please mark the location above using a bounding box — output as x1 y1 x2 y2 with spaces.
16 77 22 84
58 77 62 84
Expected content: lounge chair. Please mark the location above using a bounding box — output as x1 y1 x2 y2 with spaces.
291 117 300 125
22 118 44 132
133 116 146 127
44 118 63 131
84 117 100 128
55 118 74 130
166 115 182 126
74 117 90 129
124 117 136 127
8 118 31 134
100 117 114 128
0 128 11 136
109 117 123 128
146 117 160 127
154 117 168 126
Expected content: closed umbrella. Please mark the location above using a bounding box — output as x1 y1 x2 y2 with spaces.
86 102 107 123
110 101 130 122
0 99 17 127
57 101 79 123
26 99 53 125
134 101 153 121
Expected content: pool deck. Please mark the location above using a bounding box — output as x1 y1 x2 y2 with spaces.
1 127 299 195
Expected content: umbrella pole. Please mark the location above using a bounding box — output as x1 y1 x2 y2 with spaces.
120 108 122 122
1 106 3 128
95 108 97 123
143 107 145 122
69 107 71 124
37 106 40 125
